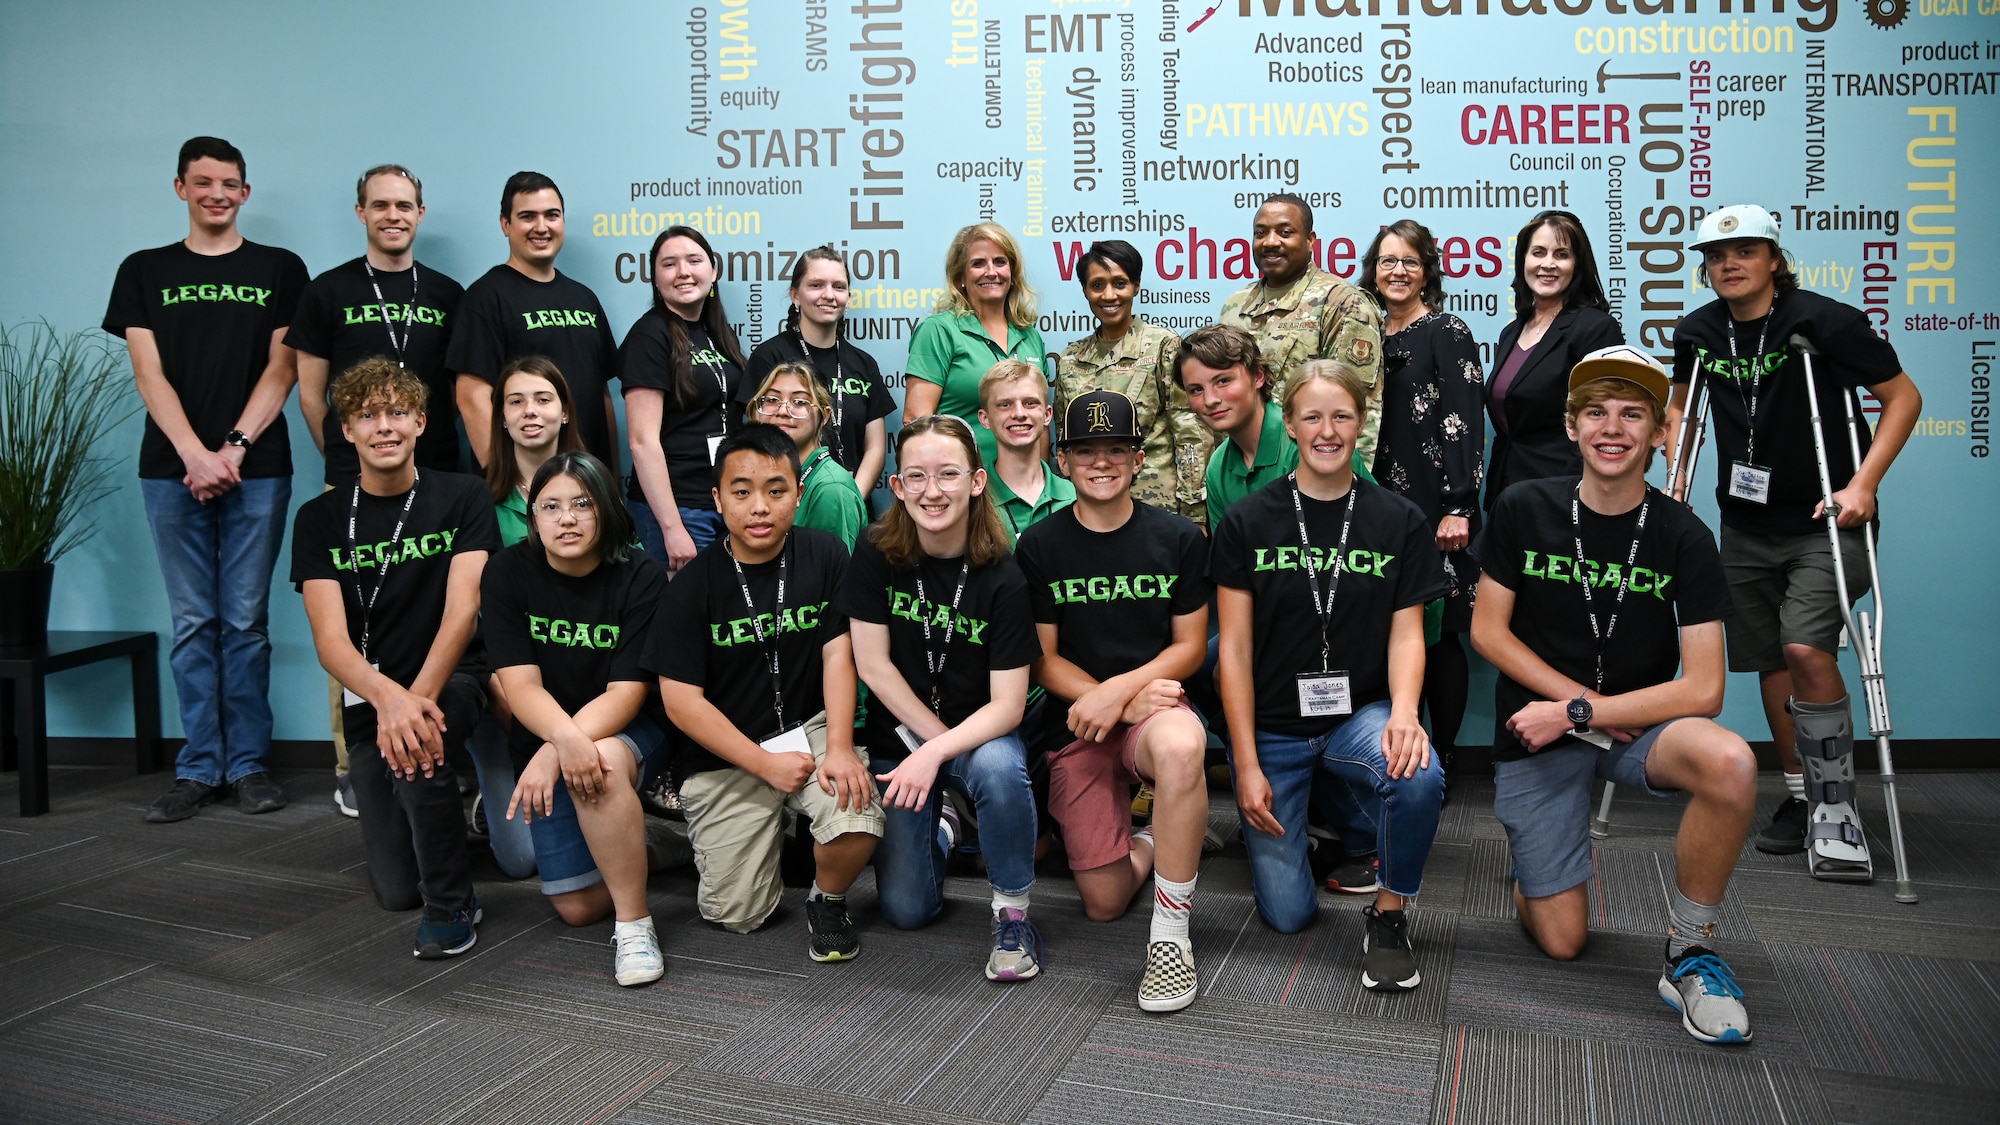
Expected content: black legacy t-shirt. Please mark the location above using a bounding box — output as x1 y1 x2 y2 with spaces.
837 535 1043 729
290 470 501 709
482 541 669 759
1210 477 1447 737
285 257 465 484
741 332 895 483
1672 289 1905 535
645 527 851 780
619 309 745 508
103 240 309 479
1017 501 1211 689
1474 476 1732 762
445 264 619 463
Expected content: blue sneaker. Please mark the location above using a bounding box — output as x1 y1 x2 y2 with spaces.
1658 945 1753 1044
413 899 483 960
985 907 1043 981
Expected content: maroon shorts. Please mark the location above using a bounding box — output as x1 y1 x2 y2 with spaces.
1046 700 1197 871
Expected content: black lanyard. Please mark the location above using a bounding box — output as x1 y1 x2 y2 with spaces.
798 447 832 493
1288 474 1358 673
798 332 846 467
361 260 417 366
347 470 420 661
726 536 789 728
914 559 971 713
687 324 732 433
1727 299 1774 463
1571 484 1650 692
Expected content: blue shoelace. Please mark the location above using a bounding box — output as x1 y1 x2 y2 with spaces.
1671 953 1744 999
996 914 1044 962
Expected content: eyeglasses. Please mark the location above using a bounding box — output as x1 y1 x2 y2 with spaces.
897 468 969 492
754 394 816 419
534 496 597 519
1378 256 1423 273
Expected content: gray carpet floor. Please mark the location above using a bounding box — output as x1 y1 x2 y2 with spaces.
2 765 1997 1124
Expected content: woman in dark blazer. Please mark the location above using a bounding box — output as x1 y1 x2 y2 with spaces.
1484 210 1623 508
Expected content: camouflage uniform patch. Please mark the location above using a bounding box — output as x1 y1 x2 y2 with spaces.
1218 266 1386 466
1055 320 1214 528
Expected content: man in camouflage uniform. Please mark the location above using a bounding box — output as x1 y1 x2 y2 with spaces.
1056 324 1211 528
1218 193 1384 466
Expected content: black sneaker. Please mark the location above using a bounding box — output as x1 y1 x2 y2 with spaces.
805 896 860 962
234 772 288 815
1325 855 1380 896
1753 797 1808 855
413 899 483 959
145 778 217 823
1361 905 1421 992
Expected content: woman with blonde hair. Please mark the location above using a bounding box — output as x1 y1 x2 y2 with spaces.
747 361 867 548
904 223 1049 467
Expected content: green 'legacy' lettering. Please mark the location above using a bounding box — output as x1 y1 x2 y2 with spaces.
342 303 447 327
1252 545 1391 576
326 526 459 571
709 602 829 648
1523 550 1675 600
528 615 621 648
521 309 600 330
1048 573 1181 604
886 588 991 645
160 283 272 307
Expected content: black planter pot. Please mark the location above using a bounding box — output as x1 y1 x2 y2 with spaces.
0 563 54 648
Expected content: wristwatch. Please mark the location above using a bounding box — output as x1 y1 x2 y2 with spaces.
224 430 252 450
1567 693 1593 734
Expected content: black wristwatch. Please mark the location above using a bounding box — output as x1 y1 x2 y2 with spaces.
1567 693 1593 734
223 430 252 450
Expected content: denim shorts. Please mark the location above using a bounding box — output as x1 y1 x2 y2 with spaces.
1492 720 1682 900
528 713 671 896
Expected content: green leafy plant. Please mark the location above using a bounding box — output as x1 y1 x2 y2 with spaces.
0 320 140 568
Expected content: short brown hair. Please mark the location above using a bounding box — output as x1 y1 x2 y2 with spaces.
331 357 427 420
1174 324 1269 401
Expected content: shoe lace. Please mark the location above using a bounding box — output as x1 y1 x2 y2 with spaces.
1368 909 1410 950
996 915 1042 960
1672 953 1744 999
615 928 657 959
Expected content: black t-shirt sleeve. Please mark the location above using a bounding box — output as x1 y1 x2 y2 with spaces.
645 554 713 687
835 536 893 624
1815 301 1904 388
1669 515 1733 626
1207 506 1253 590
102 253 150 336
1170 520 1212 612
455 483 503 553
1390 500 1450 610
856 348 895 422
1015 525 1059 625
273 251 309 327
1471 487 1526 590
984 560 1043 670
288 494 341 588
284 273 336 358
618 312 674 395
802 531 853 639
610 559 668 682
480 550 536 671
740 337 783 403
443 279 505 381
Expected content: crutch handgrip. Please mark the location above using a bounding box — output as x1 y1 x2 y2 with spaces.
1789 333 1819 356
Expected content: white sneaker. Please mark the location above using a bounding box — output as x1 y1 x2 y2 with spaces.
613 920 664 987
1658 946 1752 1044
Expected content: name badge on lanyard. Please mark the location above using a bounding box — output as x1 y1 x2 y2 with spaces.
707 432 726 464
341 663 380 709
1728 461 1772 504
1296 671 1353 717
759 724 811 756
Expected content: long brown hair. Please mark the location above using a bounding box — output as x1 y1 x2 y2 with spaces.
868 415 1011 569
1508 210 1610 321
647 225 748 407
485 356 584 504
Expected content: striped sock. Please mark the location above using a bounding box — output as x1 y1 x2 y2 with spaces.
1150 873 1197 947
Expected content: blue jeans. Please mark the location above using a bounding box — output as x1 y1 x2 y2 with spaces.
631 500 724 567
140 476 291 787
1239 700 1446 933
461 714 538 879
873 732 1037 929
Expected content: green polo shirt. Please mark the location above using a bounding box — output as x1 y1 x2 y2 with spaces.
906 310 1048 467
495 489 532 548
988 461 1076 545
795 448 867 550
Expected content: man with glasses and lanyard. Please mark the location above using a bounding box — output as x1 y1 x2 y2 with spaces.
1471 346 1760 1044
287 164 465 816
291 358 499 958
648 424 883 962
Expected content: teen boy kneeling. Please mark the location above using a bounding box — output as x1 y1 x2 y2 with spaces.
1016 390 1212 1011
1471 346 1759 1044
647 425 884 961
291 359 500 957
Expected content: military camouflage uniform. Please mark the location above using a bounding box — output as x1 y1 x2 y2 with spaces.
1055 320 1213 528
1218 266 1385 466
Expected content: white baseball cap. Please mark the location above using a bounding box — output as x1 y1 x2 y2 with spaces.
1690 204 1781 252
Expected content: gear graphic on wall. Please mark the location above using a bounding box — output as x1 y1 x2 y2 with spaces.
1864 0 1908 30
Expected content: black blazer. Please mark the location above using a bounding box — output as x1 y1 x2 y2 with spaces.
1483 305 1624 510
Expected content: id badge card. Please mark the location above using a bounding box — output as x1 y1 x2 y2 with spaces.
1296 671 1353 718
894 723 924 755
707 432 726 464
341 662 381 708
1572 728 1615 750
759 723 812 757
1727 461 1773 504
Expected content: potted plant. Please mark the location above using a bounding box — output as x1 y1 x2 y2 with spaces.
0 320 139 647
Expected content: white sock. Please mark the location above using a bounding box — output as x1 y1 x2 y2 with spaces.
1151 872 1196 947
992 888 1031 916
1785 771 1806 801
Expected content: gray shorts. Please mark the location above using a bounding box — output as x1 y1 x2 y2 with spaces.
1492 721 1684 900
1720 525 1871 673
